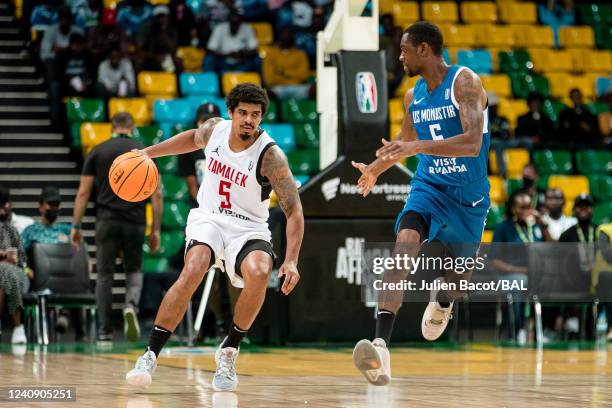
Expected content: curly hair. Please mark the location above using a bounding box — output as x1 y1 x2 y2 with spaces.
226 83 269 114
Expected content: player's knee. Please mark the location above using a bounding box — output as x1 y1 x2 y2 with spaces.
243 261 271 285
396 228 421 244
181 255 210 286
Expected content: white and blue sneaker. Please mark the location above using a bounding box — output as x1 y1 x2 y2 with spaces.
212 341 239 392
126 350 157 388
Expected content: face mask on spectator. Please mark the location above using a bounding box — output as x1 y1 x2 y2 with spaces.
44 209 58 223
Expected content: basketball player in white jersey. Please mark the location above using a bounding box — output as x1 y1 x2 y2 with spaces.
125 84 304 392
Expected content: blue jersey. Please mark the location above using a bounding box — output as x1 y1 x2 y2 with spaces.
409 65 490 191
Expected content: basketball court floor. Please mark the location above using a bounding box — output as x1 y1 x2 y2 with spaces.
1 342 611 407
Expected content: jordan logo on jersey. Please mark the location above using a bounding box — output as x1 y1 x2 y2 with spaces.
208 157 248 187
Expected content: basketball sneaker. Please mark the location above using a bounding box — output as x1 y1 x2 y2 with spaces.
212 341 239 392
126 349 157 388
123 307 140 342
352 338 391 386
422 277 453 341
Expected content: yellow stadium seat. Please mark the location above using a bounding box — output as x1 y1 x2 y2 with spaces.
571 50 612 74
480 74 511 98
545 72 572 99
137 71 177 96
504 148 530 179
548 74 596 100
250 22 273 46
380 0 394 14
445 47 463 64
548 175 590 215
108 98 150 125
599 113 611 136
438 24 477 47
222 72 261 95
481 229 493 244
528 48 573 73
390 123 402 140
421 1 458 23
497 98 528 131
394 75 420 97
393 2 420 27
569 75 596 99
498 1 537 24
80 122 112 155
559 26 595 48
489 175 506 204
177 47 205 73
149 0 169 4
460 1 497 23
489 151 499 174
513 25 555 48
103 0 117 8
258 45 274 59
472 24 515 48
145 203 152 236
389 98 405 124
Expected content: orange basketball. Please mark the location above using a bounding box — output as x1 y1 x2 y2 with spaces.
108 151 159 202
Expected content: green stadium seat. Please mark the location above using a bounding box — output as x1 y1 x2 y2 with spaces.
263 100 278 123
143 255 169 273
66 98 106 122
162 201 191 229
498 50 531 74
543 99 567 123
281 99 318 123
161 174 189 201
171 123 189 137
70 123 82 149
156 156 178 174
593 202 612 225
587 175 612 202
405 156 419 172
537 174 550 191
532 150 573 175
578 4 612 25
593 25 612 50
576 150 612 174
144 230 185 258
287 149 319 175
506 178 523 195
485 203 505 230
586 102 610 115
509 72 550 99
294 122 319 148
134 125 163 146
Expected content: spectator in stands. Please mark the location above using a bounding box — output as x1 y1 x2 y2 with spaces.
87 16 130 66
521 163 546 211
55 33 96 97
198 0 235 29
73 0 102 32
294 11 325 68
541 188 576 241
380 14 403 95
203 10 259 74
96 48 136 99
0 187 34 234
538 0 575 47
20 187 87 341
39 7 83 65
492 189 551 344
515 92 554 147
592 222 612 341
30 0 60 32
71 113 162 343
169 0 198 47
0 216 29 345
137 5 180 72
116 0 153 38
559 88 601 148
263 28 312 100
488 92 512 176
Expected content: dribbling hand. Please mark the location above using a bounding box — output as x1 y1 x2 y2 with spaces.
278 261 300 295
351 161 377 197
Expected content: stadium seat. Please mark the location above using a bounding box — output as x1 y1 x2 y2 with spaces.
506 178 523 195
503 148 530 179
593 202 612 225
250 22 273 46
498 1 537 24
533 150 573 175
481 229 493 243
138 71 177 96
379 0 394 14
548 175 590 211
108 98 150 125
488 175 506 204
600 112 611 136
156 155 178 174
390 123 401 140
221 72 261 95
509 72 550 99
260 123 296 152
66 98 106 123
529 49 573 73
597 77 611 97
542 99 566 123
161 174 189 201
576 150 612 174
162 201 190 229
177 47 206 73
280 99 317 123
488 151 499 175
513 25 555 48
460 1 497 23
389 98 405 124
184 95 229 119
442 48 451 64
294 122 319 148
497 99 528 130
405 156 419 172
437 24 477 47
480 75 512 99
143 255 169 274
153 99 193 124
421 1 458 23
485 203 505 230
263 99 278 122
498 50 531 74
294 175 310 188
287 149 319 175
586 102 609 116
456 49 493 74
179 72 220 97
473 24 515 48
80 122 112 154
559 26 595 48
144 230 185 258
134 125 163 146
392 2 419 27
103 0 117 8
394 75 420 97
570 50 612 74
578 3 612 25
545 73 573 99
587 175 612 202
593 25 612 50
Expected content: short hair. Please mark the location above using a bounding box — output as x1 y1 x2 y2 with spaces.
111 112 134 130
195 103 221 124
506 188 530 218
226 83 269 114
404 21 443 56
569 88 581 96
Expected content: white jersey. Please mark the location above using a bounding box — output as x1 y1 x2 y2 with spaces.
195 120 276 226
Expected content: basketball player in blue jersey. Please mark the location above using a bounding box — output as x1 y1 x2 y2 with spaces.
352 21 490 385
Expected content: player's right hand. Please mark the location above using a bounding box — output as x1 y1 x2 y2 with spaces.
351 161 377 197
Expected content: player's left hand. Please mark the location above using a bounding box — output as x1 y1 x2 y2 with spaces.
278 261 300 295
376 139 418 161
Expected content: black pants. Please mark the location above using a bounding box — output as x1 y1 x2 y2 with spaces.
95 219 145 334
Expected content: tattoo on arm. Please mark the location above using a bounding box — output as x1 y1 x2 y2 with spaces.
194 117 223 148
454 70 484 141
261 146 301 216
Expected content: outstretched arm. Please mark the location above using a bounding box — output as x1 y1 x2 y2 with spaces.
261 146 304 295
142 117 223 159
